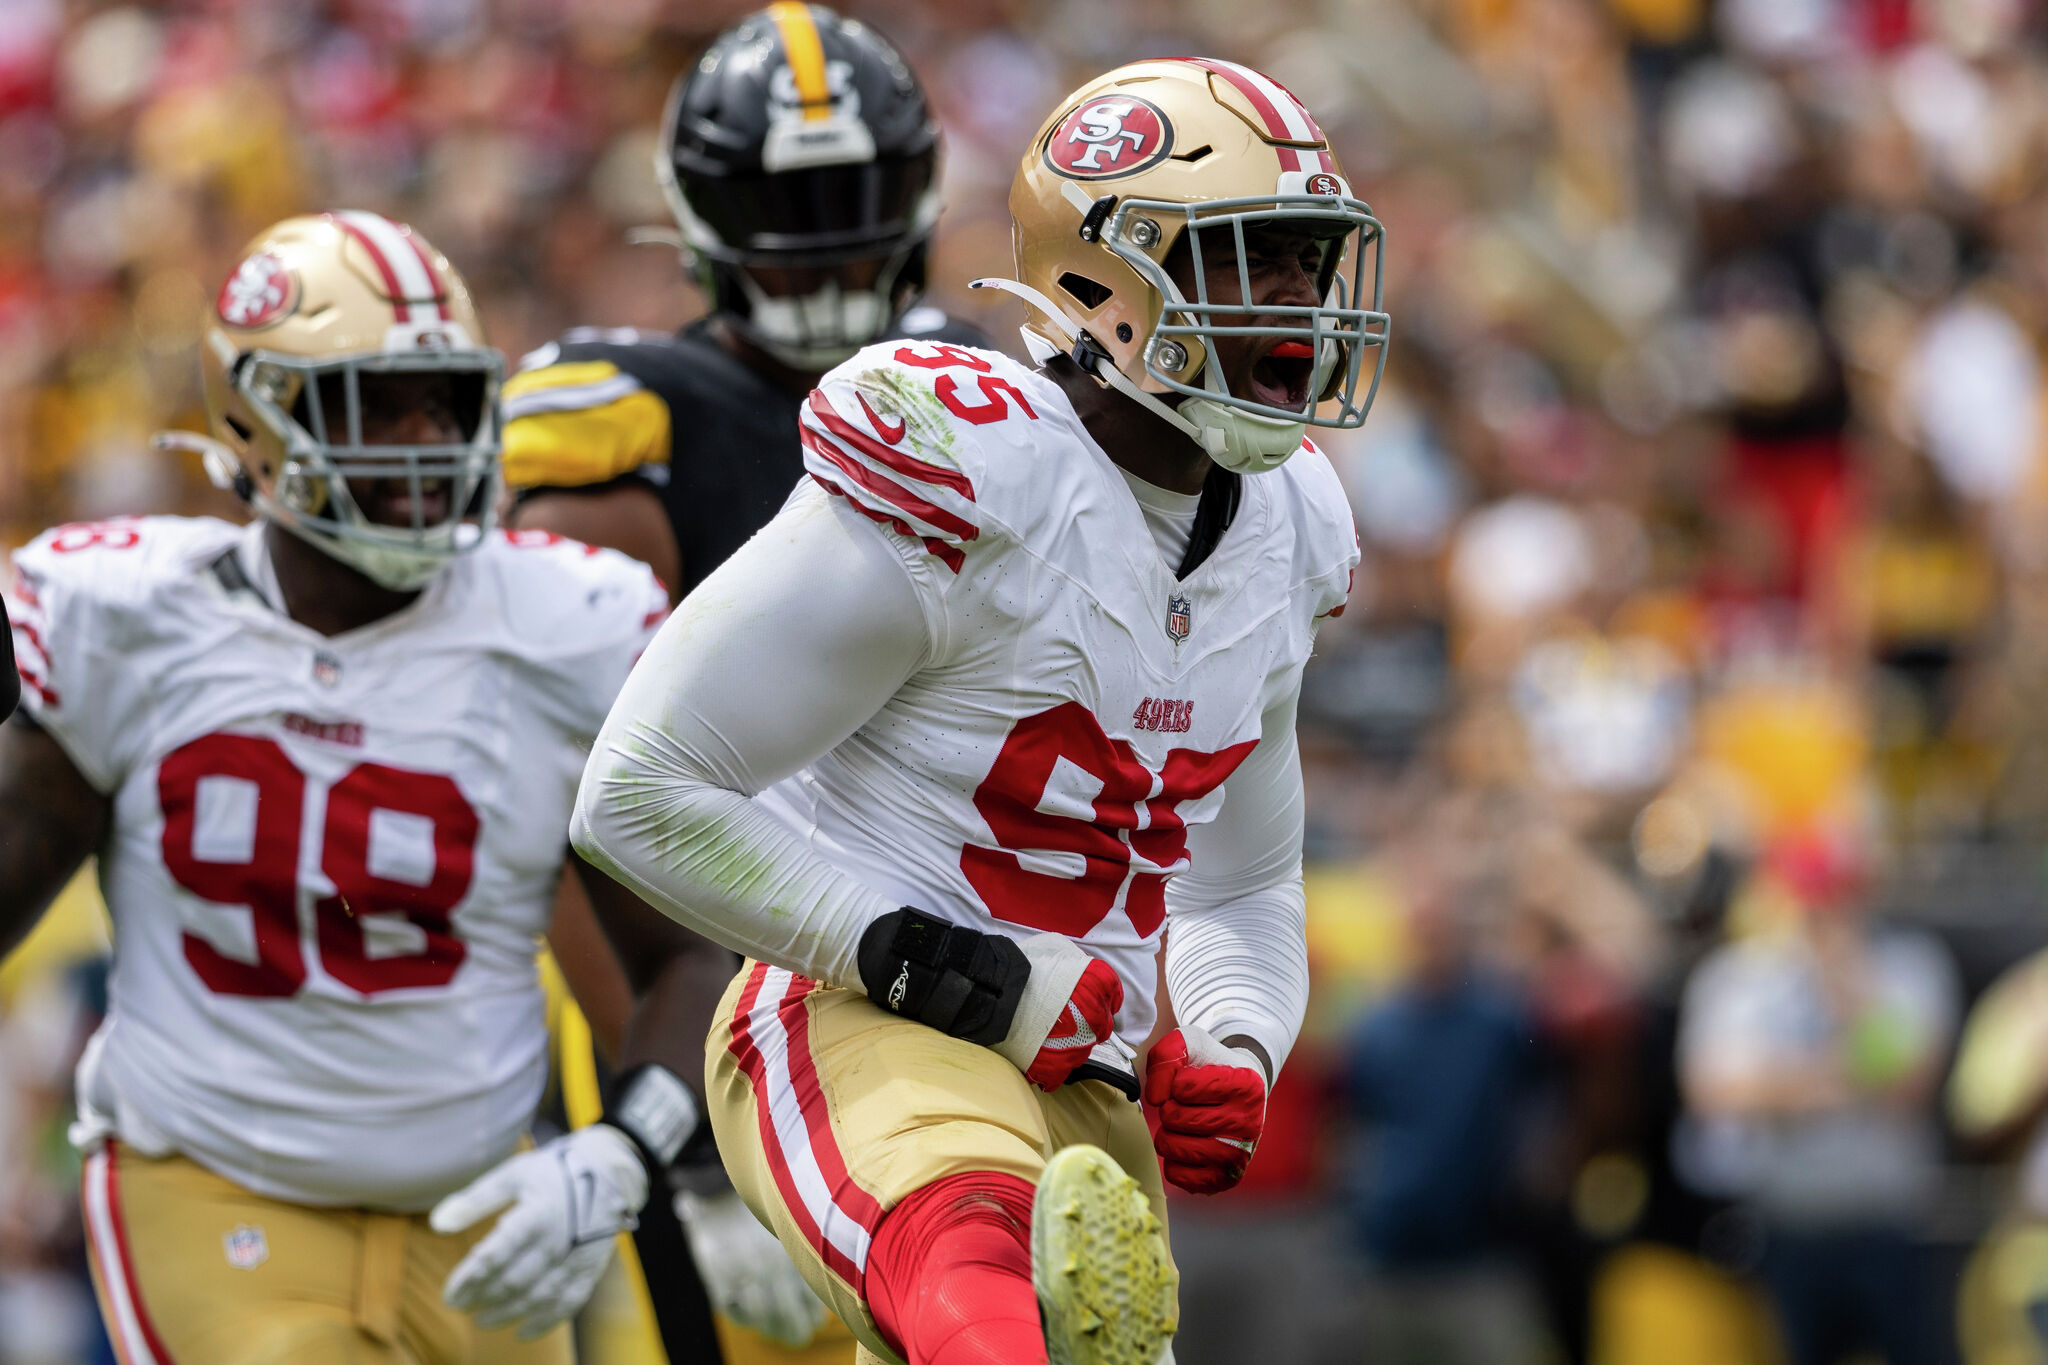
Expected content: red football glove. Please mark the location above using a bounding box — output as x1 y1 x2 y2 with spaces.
992 936 1124 1092
1144 1025 1268 1194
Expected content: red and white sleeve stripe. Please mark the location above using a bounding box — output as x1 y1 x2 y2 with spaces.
798 388 980 574
330 210 449 323
1176 58 1336 175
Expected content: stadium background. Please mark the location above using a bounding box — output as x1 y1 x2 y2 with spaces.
10 0 2048 1361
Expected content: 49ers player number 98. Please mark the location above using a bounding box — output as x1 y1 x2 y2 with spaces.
0 212 686 1365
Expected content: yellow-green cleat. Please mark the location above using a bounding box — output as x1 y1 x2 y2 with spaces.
1033 1144 1179 1365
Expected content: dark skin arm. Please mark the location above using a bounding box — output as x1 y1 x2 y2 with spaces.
569 852 737 1091
1224 1035 1275 1086
516 483 709 1072
546 870 634 1067
0 715 109 959
513 486 684 608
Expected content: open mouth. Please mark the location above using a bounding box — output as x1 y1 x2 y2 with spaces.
1248 338 1317 413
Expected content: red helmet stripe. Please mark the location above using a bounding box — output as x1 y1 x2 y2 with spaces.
393 226 451 321
1173 58 1326 145
331 211 446 322
329 214 407 316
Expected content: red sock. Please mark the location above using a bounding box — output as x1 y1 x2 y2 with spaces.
865 1171 1045 1365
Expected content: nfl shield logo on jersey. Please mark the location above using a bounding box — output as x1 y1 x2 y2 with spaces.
1166 594 1192 643
223 1224 269 1270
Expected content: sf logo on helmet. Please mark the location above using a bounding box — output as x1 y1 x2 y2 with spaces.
1045 95 1173 179
216 252 299 329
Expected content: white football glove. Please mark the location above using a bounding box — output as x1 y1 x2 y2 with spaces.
430 1124 648 1339
675 1187 829 1348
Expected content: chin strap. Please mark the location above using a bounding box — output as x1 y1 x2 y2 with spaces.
969 278 1307 473
153 429 250 499
969 278 1228 458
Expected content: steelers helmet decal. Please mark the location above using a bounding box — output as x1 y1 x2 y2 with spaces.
759 1 877 172
658 3 941 369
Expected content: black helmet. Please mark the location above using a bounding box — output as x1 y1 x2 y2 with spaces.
659 3 941 370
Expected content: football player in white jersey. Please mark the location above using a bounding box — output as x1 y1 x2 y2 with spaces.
570 59 1382 1365
0 212 733 1365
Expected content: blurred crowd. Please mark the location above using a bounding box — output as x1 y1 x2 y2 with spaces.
14 0 2048 1361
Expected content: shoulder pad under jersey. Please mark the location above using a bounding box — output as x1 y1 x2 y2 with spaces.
1279 437 1361 619
461 528 669 656
796 339 1066 574
8 516 241 788
455 529 670 738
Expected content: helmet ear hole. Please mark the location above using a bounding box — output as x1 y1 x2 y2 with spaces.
1057 272 1113 310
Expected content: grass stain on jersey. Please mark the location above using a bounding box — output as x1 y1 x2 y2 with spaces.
857 369 961 464
601 724 809 927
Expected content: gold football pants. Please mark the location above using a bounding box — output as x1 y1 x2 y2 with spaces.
706 960 1171 1365
81 1141 571 1365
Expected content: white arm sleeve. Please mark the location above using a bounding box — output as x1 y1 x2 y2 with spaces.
571 486 936 989
1162 689 1310 1083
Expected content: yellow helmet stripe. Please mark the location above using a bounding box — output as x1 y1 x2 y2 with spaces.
766 1 833 121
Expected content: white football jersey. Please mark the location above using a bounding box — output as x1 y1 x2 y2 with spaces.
783 339 1358 1052
7 517 666 1210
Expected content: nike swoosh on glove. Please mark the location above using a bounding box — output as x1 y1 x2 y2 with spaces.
430 1124 648 1339
1143 1024 1268 1195
995 935 1124 1091
676 1187 829 1348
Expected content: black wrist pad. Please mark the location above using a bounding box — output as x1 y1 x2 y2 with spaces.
857 908 1029 1047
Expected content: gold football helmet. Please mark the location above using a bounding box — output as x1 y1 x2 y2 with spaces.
162 211 503 589
977 58 1389 473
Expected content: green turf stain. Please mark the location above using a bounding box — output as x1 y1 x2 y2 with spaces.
856 367 962 465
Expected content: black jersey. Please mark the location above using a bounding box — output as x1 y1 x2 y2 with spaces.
502 307 992 599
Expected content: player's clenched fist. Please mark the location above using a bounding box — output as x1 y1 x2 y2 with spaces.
1014 950 1124 1090
857 908 1123 1091
1144 1025 1268 1194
